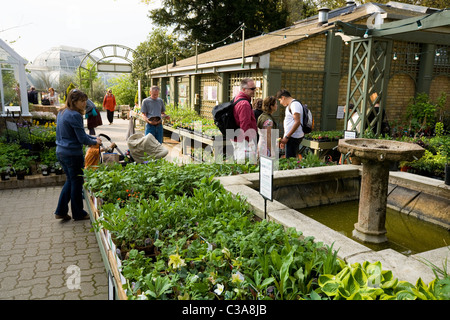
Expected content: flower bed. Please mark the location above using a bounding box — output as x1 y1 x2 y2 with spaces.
1 124 60 178
84 160 448 300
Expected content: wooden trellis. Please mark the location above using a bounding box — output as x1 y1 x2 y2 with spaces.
344 38 392 137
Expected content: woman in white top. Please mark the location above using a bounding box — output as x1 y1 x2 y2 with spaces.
48 87 60 106
257 96 278 158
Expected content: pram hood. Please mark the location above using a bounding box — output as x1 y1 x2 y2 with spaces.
127 133 168 163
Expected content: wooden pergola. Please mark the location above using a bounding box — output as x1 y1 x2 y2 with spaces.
335 9 450 137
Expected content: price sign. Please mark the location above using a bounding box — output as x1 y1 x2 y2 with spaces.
259 156 273 201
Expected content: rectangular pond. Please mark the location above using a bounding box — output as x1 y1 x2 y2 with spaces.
300 200 450 255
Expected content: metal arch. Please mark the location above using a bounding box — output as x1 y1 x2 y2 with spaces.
78 44 137 96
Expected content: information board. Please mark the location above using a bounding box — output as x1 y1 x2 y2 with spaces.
259 156 273 201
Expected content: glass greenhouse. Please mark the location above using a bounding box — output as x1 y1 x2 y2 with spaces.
0 38 30 117
26 45 90 88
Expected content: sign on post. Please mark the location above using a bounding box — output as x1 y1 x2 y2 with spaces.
259 156 274 219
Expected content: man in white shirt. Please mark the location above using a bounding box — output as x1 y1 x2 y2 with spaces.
277 89 304 158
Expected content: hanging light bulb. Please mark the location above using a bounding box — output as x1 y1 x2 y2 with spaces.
363 29 369 39
416 20 422 29
436 50 441 57
393 53 397 60
415 54 419 61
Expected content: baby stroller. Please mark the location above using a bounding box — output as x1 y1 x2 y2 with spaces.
85 133 128 169
127 133 169 163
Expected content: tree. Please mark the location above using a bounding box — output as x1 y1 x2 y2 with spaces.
132 28 183 88
109 74 137 108
146 0 289 54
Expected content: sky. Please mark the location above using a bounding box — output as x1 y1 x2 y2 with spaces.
0 0 161 63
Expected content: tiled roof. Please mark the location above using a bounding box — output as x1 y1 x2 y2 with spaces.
150 2 428 75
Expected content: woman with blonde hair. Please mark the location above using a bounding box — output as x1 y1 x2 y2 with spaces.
257 96 278 158
54 89 101 221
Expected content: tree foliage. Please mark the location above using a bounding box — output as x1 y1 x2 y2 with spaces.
146 0 289 54
109 74 138 108
132 28 183 88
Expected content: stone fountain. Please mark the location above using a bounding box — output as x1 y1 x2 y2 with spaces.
338 139 425 244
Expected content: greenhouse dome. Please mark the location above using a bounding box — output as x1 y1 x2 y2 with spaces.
27 45 93 89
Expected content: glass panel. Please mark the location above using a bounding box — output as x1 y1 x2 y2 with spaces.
0 46 22 111
2 67 21 107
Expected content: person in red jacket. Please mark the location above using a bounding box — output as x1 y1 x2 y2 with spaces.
231 78 258 163
102 89 116 125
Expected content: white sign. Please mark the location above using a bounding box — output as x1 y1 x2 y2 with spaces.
336 106 345 119
344 130 357 139
259 156 273 201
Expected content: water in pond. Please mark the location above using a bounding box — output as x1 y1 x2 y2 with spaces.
300 201 450 255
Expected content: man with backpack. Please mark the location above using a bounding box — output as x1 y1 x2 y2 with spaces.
230 78 258 163
277 89 305 159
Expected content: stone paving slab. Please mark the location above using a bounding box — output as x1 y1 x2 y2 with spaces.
0 187 108 300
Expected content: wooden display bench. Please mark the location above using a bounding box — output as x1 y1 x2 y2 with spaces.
163 124 233 161
84 189 128 300
300 139 338 159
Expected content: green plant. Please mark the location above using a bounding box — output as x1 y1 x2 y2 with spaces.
39 147 57 167
405 92 446 136
305 130 343 141
318 261 442 300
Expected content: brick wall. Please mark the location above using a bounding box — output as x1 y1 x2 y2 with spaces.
429 75 450 114
386 74 416 123
272 36 327 129
270 36 326 71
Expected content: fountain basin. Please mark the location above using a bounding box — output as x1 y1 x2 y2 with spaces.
338 138 425 162
338 139 425 244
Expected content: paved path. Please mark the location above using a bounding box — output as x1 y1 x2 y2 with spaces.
0 112 123 299
0 110 187 300
0 187 108 300
0 110 189 300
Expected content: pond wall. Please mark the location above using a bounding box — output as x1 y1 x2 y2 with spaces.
217 165 450 285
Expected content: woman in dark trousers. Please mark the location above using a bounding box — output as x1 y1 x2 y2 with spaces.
54 89 102 221
102 89 116 125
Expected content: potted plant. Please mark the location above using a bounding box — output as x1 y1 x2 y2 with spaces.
0 166 11 181
54 161 63 175
13 163 29 180
12 154 35 180
40 164 50 176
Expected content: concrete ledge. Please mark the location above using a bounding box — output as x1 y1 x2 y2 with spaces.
268 208 371 260
240 165 362 188
346 248 448 284
0 174 66 190
388 172 450 228
217 165 449 284
389 171 450 199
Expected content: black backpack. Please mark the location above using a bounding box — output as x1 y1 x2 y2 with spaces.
288 99 313 134
212 98 245 136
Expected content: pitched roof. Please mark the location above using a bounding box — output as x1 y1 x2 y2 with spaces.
150 2 429 76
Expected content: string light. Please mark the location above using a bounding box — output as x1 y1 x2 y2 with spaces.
363 29 369 38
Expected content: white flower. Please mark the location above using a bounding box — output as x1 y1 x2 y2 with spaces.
214 283 224 295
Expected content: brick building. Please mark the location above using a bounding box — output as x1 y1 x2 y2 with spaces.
149 1 450 135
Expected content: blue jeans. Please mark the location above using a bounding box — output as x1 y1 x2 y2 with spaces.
145 123 163 144
55 153 87 220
